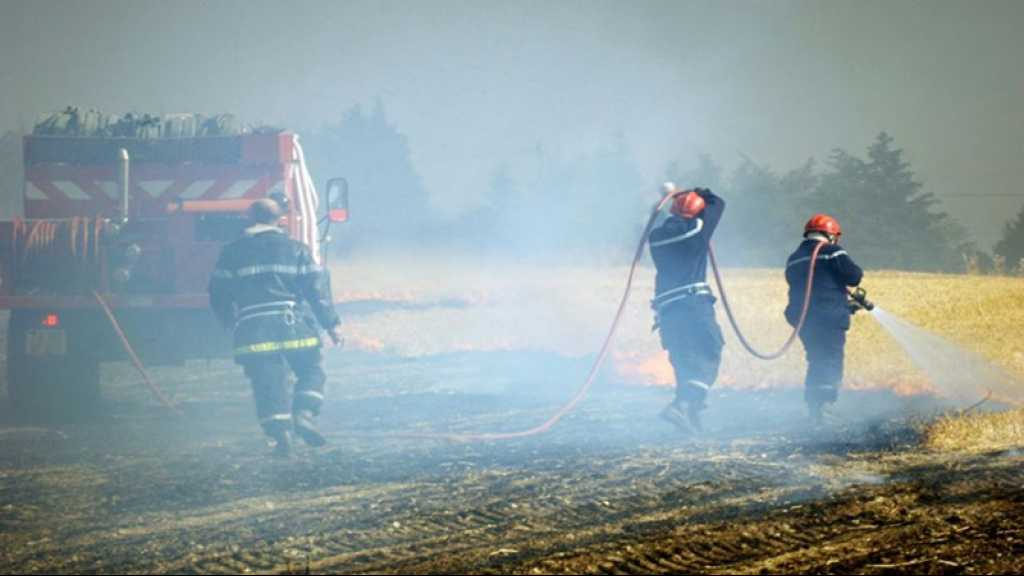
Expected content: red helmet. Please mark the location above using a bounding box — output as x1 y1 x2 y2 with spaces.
804 214 841 237
671 190 706 219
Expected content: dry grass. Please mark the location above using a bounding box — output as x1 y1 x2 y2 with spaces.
331 258 1024 452
330 260 1024 402
925 407 1024 452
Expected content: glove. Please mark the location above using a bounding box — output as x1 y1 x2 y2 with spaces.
848 298 865 315
327 323 344 348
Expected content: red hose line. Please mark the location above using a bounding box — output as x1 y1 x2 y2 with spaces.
396 195 678 443
709 240 826 360
92 290 182 415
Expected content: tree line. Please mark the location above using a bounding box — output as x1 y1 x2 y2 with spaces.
304 103 1024 272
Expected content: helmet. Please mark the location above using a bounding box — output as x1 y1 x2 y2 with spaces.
804 214 841 238
671 190 706 219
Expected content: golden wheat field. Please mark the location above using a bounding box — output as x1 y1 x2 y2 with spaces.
330 259 1024 403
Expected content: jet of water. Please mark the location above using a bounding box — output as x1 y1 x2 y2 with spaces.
869 306 1022 406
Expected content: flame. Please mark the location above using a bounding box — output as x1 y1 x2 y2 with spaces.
845 375 936 397
340 331 386 352
613 350 674 387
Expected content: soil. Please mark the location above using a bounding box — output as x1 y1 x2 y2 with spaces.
1 349 1022 575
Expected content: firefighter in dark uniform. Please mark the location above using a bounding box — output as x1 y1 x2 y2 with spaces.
648 185 725 434
784 214 863 424
209 197 343 457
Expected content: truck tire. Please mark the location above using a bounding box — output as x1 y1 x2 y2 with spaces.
5 310 101 423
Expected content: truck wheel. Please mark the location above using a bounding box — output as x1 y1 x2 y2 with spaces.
5 310 102 423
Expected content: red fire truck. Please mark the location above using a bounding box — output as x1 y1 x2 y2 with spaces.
0 129 348 420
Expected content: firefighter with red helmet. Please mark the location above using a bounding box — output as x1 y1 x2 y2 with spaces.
209 197 343 457
784 214 863 423
648 185 726 434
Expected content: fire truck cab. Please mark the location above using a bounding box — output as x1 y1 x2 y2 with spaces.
0 128 348 421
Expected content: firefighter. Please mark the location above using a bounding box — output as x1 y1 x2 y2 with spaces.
649 185 726 434
209 197 343 457
784 214 863 424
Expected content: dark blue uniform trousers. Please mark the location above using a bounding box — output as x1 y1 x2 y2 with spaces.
240 347 327 436
798 323 846 405
657 299 724 406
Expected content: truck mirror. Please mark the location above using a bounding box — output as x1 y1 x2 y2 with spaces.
325 178 349 223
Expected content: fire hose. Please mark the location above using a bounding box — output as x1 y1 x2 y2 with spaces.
92 290 182 415
388 193 679 442
398 191 830 442
709 241 826 360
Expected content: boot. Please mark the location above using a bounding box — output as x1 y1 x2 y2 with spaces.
660 402 695 435
808 401 826 426
293 410 327 447
270 428 293 458
687 402 705 433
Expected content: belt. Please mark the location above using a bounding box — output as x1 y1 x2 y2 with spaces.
651 282 712 312
235 300 298 328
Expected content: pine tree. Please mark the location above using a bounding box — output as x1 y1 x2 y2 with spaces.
995 204 1024 274
302 101 432 250
814 132 964 271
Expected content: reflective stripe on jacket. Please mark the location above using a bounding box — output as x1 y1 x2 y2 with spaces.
209 225 340 357
784 238 863 330
648 189 725 312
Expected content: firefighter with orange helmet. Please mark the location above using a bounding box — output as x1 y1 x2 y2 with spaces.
784 214 863 424
648 185 726 434
209 197 343 457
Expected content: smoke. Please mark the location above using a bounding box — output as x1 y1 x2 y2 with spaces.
3 1 1024 248
0 132 22 218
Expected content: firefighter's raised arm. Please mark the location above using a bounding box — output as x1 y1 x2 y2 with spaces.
694 187 725 240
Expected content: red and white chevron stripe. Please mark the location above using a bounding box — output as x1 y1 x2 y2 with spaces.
22 132 322 259
24 167 284 219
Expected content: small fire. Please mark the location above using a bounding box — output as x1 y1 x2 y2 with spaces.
340 331 386 352
845 375 936 397
612 351 673 387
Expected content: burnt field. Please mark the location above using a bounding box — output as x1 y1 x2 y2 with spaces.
2 265 1024 575
0 348 1023 575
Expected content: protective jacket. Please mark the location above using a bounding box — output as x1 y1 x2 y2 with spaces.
784 238 863 330
648 189 725 313
209 224 340 357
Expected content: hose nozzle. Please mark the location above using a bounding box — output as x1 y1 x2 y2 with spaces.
848 286 875 313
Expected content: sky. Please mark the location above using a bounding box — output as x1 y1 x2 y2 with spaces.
1 0 1021 247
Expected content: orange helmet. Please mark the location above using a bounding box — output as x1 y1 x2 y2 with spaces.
804 214 841 238
671 190 706 219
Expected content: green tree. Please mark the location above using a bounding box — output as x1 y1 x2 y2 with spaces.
995 204 1024 274
665 154 816 266
664 154 723 192
475 134 647 260
303 101 432 250
814 132 965 271
723 157 820 265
